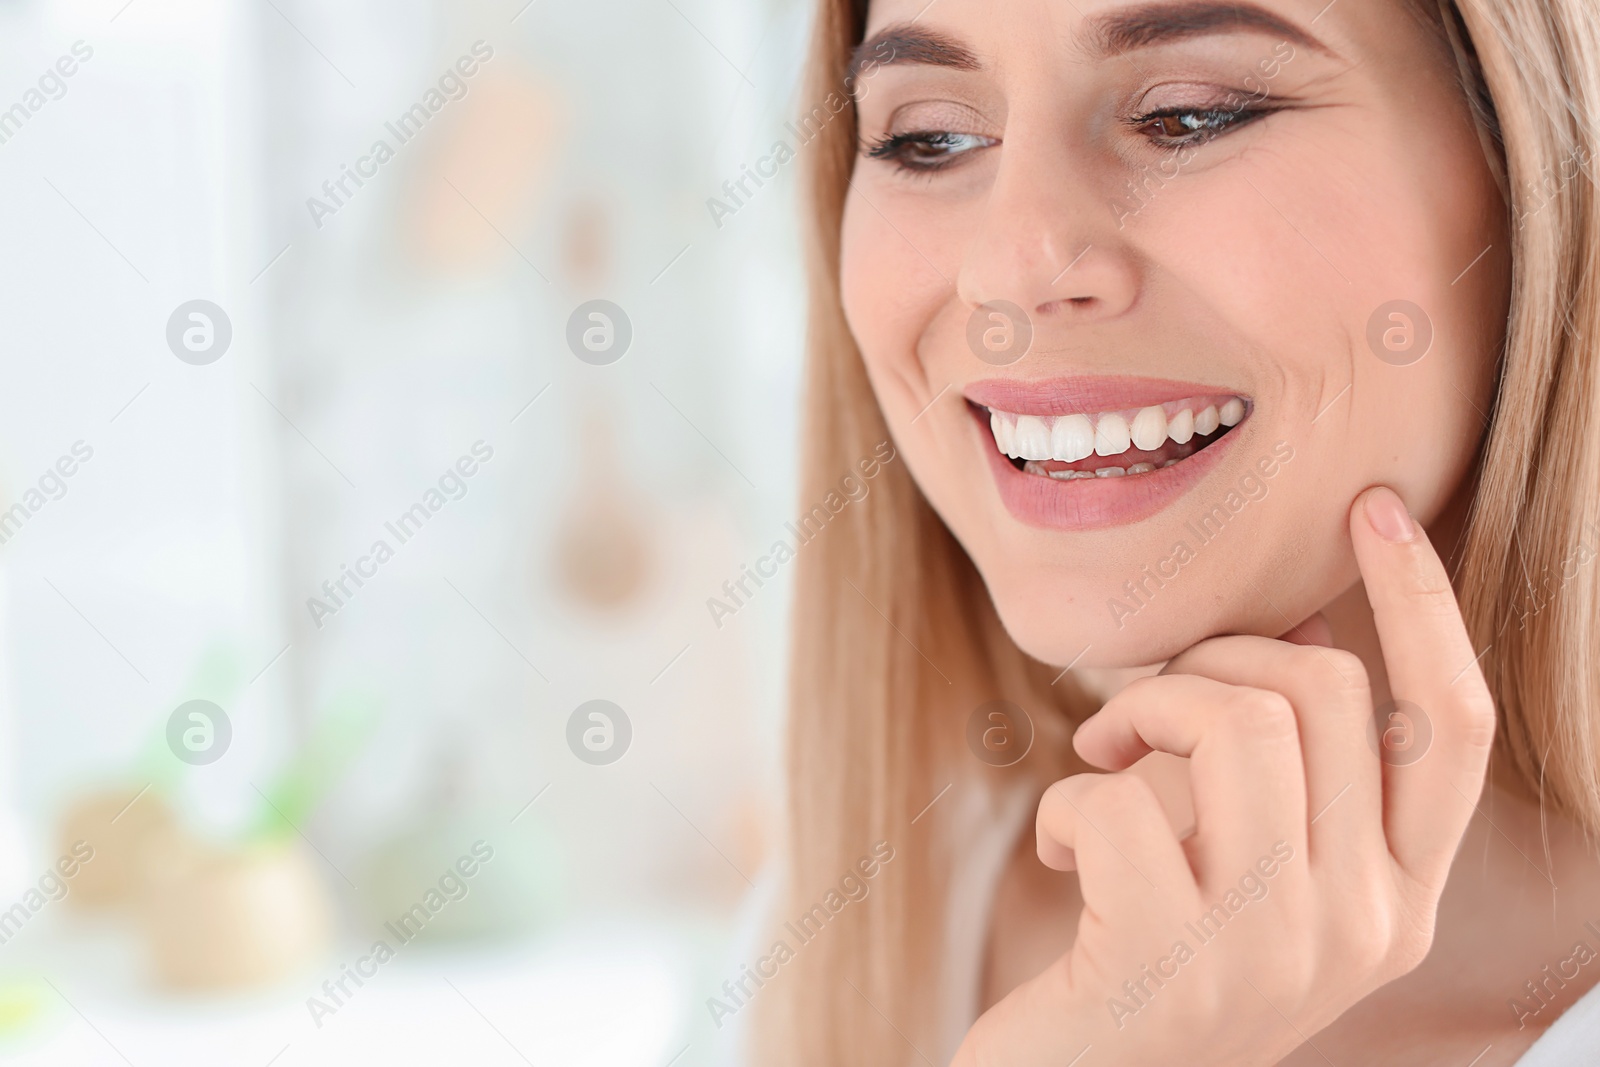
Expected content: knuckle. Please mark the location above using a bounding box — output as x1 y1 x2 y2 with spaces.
1338 909 1394 974
1076 775 1163 838
1387 917 1436 976
1087 771 1158 816
1317 648 1371 696
1403 556 1462 617
1369 891 1438 978
1259 949 1317 999
1169 982 1225 1031
1458 691 1500 750
1039 776 1090 826
1115 674 1167 706
1224 689 1298 741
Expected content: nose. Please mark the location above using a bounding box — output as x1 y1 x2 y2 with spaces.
956 142 1140 323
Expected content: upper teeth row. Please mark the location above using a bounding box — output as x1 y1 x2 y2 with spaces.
989 397 1245 462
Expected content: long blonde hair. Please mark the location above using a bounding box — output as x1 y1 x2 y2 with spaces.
757 0 1600 1062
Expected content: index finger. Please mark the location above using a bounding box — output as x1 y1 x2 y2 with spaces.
1350 486 1497 884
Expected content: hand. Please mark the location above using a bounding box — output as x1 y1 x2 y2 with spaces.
951 486 1497 1067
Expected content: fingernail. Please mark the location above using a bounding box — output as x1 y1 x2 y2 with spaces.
1364 486 1415 543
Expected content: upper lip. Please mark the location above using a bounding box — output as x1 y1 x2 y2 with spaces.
963 376 1247 415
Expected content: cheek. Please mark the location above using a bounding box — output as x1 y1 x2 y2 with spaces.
839 192 974 502
840 195 928 380
839 189 976 387
1134 111 1501 502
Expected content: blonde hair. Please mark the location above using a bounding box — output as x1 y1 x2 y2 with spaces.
756 0 1600 1063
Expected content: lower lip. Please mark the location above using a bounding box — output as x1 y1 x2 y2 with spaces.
970 404 1244 531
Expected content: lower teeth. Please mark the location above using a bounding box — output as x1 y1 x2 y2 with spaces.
1022 458 1178 480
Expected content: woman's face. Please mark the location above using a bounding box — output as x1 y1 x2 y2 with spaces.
841 0 1508 668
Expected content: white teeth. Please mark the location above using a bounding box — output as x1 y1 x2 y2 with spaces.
1167 407 1194 444
1093 413 1131 456
1050 413 1095 462
1013 415 1051 460
986 395 1245 462
1160 458 1181 468
990 411 1015 457
1038 462 1163 480
1130 406 1168 451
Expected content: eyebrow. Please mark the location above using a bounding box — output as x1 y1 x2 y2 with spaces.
848 25 979 81
1088 1 1334 57
848 0 1332 81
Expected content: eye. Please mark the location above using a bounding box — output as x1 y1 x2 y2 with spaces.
1129 103 1276 148
864 130 997 172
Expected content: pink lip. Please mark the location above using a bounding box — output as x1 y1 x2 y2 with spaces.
966 402 1248 531
965 375 1242 416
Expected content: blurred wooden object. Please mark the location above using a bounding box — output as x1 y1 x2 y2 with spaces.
57 787 174 911
407 66 564 270
553 405 654 611
137 832 332 990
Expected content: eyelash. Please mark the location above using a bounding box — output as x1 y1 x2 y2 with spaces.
864 130 996 173
863 102 1274 173
1129 103 1277 147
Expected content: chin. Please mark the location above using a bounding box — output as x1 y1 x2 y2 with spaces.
975 538 1359 671
980 571 1211 670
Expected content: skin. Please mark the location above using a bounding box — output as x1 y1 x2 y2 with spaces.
841 0 1507 667
838 0 1600 1062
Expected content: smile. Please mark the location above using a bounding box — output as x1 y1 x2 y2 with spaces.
985 395 1247 478
963 378 1252 531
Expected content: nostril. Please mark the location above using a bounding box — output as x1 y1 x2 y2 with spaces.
1036 295 1098 316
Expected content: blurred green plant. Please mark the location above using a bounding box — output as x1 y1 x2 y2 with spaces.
122 640 382 843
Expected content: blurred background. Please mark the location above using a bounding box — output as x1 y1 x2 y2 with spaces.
0 0 813 1062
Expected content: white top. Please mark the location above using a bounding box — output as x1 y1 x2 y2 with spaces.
944 785 1600 1066
1513 976 1600 1066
